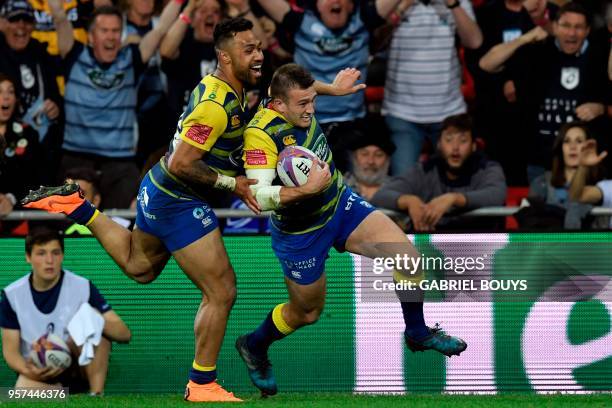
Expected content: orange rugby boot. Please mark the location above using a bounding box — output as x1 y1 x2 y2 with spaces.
184 380 242 402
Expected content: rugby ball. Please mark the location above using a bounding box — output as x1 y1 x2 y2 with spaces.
276 146 319 187
29 333 72 370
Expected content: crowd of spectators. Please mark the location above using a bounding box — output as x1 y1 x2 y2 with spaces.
0 0 610 234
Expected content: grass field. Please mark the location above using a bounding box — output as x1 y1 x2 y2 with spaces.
5 393 611 407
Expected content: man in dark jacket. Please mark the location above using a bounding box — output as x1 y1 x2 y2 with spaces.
371 114 507 231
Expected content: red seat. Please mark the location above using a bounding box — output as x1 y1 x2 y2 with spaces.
505 187 529 230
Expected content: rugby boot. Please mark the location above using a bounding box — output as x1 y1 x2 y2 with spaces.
235 335 278 396
405 323 467 357
184 380 242 402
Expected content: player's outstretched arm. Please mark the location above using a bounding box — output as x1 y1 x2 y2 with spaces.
48 0 75 59
314 68 367 96
139 0 184 63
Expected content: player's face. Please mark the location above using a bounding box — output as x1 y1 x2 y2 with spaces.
438 127 475 170
5 17 34 52
316 0 354 29
0 80 17 124
226 31 264 86
89 14 123 64
276 87 317 128
562 126 586 168
553 12 590 55
192 0 222 43
129 0 155 16
352 145 389 184
26 240 64 284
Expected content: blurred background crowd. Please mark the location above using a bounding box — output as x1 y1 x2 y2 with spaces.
0 0 610 234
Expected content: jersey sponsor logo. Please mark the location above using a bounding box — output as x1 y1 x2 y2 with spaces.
87 69 125 89
283 135 296 146
359 199 373 209
186 124 213 145
312 133 329 161
315 36 353 55
231 115 241 128
345 194 356 211
561 67 579 90
245 149 267 165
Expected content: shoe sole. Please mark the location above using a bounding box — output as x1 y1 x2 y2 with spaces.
406 339 468 357
21 183 81 206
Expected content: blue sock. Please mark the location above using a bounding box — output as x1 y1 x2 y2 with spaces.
69 201 98 225
247 304 294 357
189 362 217 384
400 300 429 340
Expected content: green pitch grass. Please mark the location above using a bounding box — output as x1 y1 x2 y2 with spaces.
7 393 611 407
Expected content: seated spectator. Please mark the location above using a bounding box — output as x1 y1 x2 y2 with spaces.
519 122 606 229
371 114 507 231
343 123 395 201
0 227 131 394
479 2 610 183
567 131 610 227
48 0 183 208
0 73 43 216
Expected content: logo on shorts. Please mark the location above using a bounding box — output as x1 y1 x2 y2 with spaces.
345 194 356 211
193 207 205 220
291 271 302 279
359 200 373 208
186 124 213 145
245 149 267 165
202 217 213 227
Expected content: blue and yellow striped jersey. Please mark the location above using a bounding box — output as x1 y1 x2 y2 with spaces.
243 107 344 234
170 74 249 178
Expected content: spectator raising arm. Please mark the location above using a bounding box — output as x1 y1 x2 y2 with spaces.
226 0 268 48
160 0 202 59
255 0 290 24
138 0 187 63
48 0 75 58
568 139 608 203
447 0 482 49
479 26 547 73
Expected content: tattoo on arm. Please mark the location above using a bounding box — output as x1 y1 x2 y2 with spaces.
174 160 219 187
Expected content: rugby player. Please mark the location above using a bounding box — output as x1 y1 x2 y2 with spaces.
235 64 467 396
22 19 365 401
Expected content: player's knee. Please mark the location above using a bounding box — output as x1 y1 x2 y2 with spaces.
126 266 159 284
208 282 237 310
300 307 323 326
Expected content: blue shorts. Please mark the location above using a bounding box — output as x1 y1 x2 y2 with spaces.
135 163 219 252
271 187 376 285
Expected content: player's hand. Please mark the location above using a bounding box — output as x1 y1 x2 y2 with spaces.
575 103 604 122
521 26 547 44
579 139 608 167
226 0 250 14
303 159 331 195
422 194 456 230
234 176 261 214
330 68 366 96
